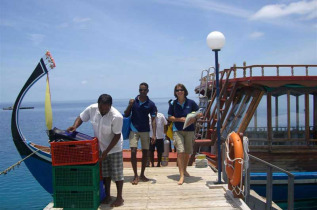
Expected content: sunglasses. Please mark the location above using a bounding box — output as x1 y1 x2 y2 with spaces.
175 89 184 92
139 89 148 92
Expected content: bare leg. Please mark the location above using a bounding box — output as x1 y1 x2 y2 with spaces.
146 150 150 167
110 180 124 207
150 150 155 167
130 147 139 185
102 177 112 204
184 153 190 177
177 153 185 185
140 149 149 181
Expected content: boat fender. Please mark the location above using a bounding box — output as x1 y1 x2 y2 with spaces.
161 139 170 166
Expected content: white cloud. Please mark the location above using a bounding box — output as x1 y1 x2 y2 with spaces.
177 36 185 42
72 17 92 29
249 31 264 39
81 80 87 85
57 22 69 28
0 19 15 27
73 17 92 23
155 0 252 18
251 0 317 20
28 33 45 46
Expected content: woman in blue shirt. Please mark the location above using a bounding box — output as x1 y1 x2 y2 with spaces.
168 83 199 185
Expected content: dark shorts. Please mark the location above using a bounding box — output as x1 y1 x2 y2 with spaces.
149 138 164 153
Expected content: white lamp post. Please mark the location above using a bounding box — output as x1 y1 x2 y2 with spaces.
206 31 225 184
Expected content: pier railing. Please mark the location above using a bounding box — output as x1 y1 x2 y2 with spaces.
245 154 294 210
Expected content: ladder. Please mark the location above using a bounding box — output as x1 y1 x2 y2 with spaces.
195 67 215 139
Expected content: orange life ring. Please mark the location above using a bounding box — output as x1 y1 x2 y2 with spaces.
225 132 243 187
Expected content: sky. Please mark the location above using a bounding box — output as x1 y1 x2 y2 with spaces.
1 0 316 103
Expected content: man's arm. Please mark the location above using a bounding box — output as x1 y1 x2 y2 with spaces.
100 133 121 160
124 99 134 117
167 101 186 123
67 116 83 132
168 116 186 123
151 116 156 141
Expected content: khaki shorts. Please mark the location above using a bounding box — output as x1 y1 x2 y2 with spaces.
129 131 150 149
173 131 195 154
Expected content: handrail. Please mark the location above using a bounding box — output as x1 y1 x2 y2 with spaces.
196 64 317 92
230 64 317 78
245 126 316 132
199 69 210 99
245 154 294 210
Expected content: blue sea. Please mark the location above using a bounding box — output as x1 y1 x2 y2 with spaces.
0 98 172 210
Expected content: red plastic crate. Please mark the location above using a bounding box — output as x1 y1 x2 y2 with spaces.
51 138 99 166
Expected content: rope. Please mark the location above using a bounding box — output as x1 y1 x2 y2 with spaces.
242 136 250 199
243 136 249 170
0 149 40 175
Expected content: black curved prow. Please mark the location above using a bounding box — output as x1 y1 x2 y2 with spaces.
10 55 55 194
11 58 48 157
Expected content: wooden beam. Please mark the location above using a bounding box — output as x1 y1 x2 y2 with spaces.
221 91 243 134
313 93 317 136
220 82 238 126
267 92 272 147
238 90 264 133
275 96 279 130
305 93 310 141
254 109 257 129
287 90 291 140
230 90 252 133
296 96 299 130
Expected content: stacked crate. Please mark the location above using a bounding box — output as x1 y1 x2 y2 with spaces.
51 138 104 210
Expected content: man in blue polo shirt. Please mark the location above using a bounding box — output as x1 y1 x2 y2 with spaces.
124 82 157 185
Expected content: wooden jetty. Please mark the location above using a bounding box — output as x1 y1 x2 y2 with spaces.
45 166 249 210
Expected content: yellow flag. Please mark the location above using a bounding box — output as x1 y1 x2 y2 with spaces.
45 74 53 130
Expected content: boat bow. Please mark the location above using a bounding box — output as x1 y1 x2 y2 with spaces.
11 52 56 194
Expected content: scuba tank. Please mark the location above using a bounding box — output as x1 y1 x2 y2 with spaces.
161 139 170 166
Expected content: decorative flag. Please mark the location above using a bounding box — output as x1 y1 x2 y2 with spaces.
45 73 53 130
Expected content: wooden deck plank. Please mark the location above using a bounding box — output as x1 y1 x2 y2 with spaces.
98 166 245 209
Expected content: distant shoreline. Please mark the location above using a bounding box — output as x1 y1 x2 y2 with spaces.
2 106 34 110
0 95 200 105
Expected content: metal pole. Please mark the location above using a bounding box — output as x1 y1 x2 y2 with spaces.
288 175 294 210
266 166 273 210
214 49 222 183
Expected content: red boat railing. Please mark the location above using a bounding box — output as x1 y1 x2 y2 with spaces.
229 63 317 79
199 64 317 86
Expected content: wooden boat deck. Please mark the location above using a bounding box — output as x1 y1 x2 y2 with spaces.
45 166 248 210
